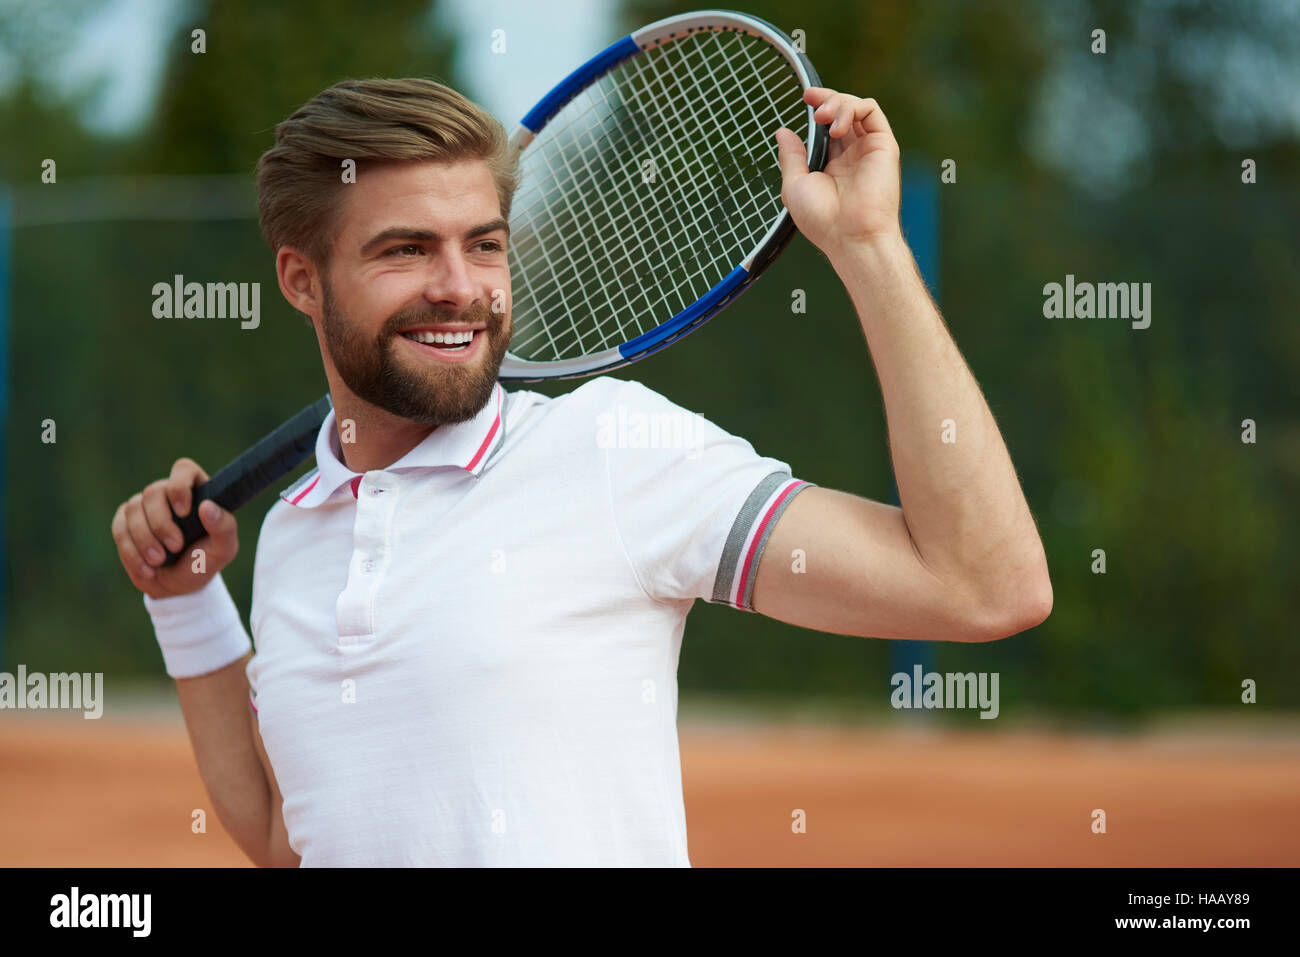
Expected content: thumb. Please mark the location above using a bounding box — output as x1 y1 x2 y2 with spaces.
197 500 235 547
774 127 809 186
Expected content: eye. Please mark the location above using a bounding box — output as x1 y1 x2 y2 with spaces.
386 244 423 257
475 239 505 253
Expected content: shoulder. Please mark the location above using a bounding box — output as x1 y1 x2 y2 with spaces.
251 480 327 585
500 375 675 438
250 496 298 584
506 375 647 410
510 375 668 402
259 494 296 537
542 375 695 419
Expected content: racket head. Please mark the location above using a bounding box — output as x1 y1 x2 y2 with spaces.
499 9 828 383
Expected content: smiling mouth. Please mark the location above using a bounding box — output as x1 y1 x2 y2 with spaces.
399 328 480 352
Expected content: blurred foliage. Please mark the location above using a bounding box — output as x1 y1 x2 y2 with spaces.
1 0 1297 716
144 0 455 174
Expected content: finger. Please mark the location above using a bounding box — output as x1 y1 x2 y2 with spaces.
112 502 156 582
167 457 209 519
773 127 810 184
831 100 862 137
142 479 185 554
125 493 168 568
812 93 842 126
802 86 836 109
850 96 894 139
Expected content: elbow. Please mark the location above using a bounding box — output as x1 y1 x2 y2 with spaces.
231 822 299 868
1004 575 1053 638
966 562 1053 643
249 842 300 869
263 831 302 868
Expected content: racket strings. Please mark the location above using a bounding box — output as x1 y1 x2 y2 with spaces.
509 28 809 362
510 47 796 258
533 79 675 348
510 38 798 317
522 34 795 325
510 34 799 229
511 81 667 356
512 72 699 339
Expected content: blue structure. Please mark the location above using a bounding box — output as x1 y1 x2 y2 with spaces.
901 161 940 300
0 191 9 670
890 162 940 692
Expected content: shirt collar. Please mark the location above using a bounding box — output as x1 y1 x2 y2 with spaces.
280 382 506 508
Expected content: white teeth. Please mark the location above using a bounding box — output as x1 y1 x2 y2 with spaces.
403 330 476 345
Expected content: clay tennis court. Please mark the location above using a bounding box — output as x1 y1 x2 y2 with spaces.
3 701 1297 866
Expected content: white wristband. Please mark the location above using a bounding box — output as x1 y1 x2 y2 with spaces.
143 573 252 679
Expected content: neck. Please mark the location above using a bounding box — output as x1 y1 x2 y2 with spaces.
329 393 437 473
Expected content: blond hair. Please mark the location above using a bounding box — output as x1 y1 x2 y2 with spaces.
256 77 519 267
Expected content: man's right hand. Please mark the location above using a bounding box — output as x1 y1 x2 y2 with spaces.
111 457 239 599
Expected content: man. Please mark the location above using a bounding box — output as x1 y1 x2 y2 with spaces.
111 78 1051 867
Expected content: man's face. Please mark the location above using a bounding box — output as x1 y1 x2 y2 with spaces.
319 159 512 428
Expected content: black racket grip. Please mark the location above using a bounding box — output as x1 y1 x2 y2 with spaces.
161 394 332 567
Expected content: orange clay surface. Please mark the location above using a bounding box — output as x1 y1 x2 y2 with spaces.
3 706 1297 866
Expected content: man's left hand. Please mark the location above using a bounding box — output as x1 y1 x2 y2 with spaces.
774 88 903 258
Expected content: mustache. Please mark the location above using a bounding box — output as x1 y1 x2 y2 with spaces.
381 301 502 338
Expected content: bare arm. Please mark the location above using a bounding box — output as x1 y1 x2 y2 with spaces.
112 456 298 866
250 702 297 866
754 488 1010 641
174 652 299 867
829 234 1049 613
756 89 1051 639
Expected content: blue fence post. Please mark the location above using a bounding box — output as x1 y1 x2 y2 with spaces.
889 161 939 701
0 190 10 671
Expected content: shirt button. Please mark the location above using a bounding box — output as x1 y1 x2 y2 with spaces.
361 560 374 573
369 487 383 495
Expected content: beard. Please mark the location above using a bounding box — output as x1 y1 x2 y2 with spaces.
320 279 510 428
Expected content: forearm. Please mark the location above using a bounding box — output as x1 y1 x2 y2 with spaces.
833 233 1049 617
173 653 276 867
144 574 276 866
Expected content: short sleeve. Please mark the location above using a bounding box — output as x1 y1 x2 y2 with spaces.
603 380 815 609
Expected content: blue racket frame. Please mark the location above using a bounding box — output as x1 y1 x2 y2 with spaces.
499 9 829 383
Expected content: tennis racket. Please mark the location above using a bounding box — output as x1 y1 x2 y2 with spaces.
161 8 827 565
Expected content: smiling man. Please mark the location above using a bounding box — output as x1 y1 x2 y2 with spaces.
111 78 1051 867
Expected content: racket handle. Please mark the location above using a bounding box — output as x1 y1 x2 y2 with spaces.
161 395 332 567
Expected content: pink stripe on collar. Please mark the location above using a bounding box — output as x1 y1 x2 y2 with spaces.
287 474 320 506
463 386 503 472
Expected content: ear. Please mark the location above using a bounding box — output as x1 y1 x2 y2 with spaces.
276 246 324 321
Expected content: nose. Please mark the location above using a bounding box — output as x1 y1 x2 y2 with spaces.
423 248 478 314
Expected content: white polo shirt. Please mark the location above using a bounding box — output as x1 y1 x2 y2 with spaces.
155 376 812 867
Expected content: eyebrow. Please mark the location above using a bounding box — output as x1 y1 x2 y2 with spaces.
359 218 510 257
